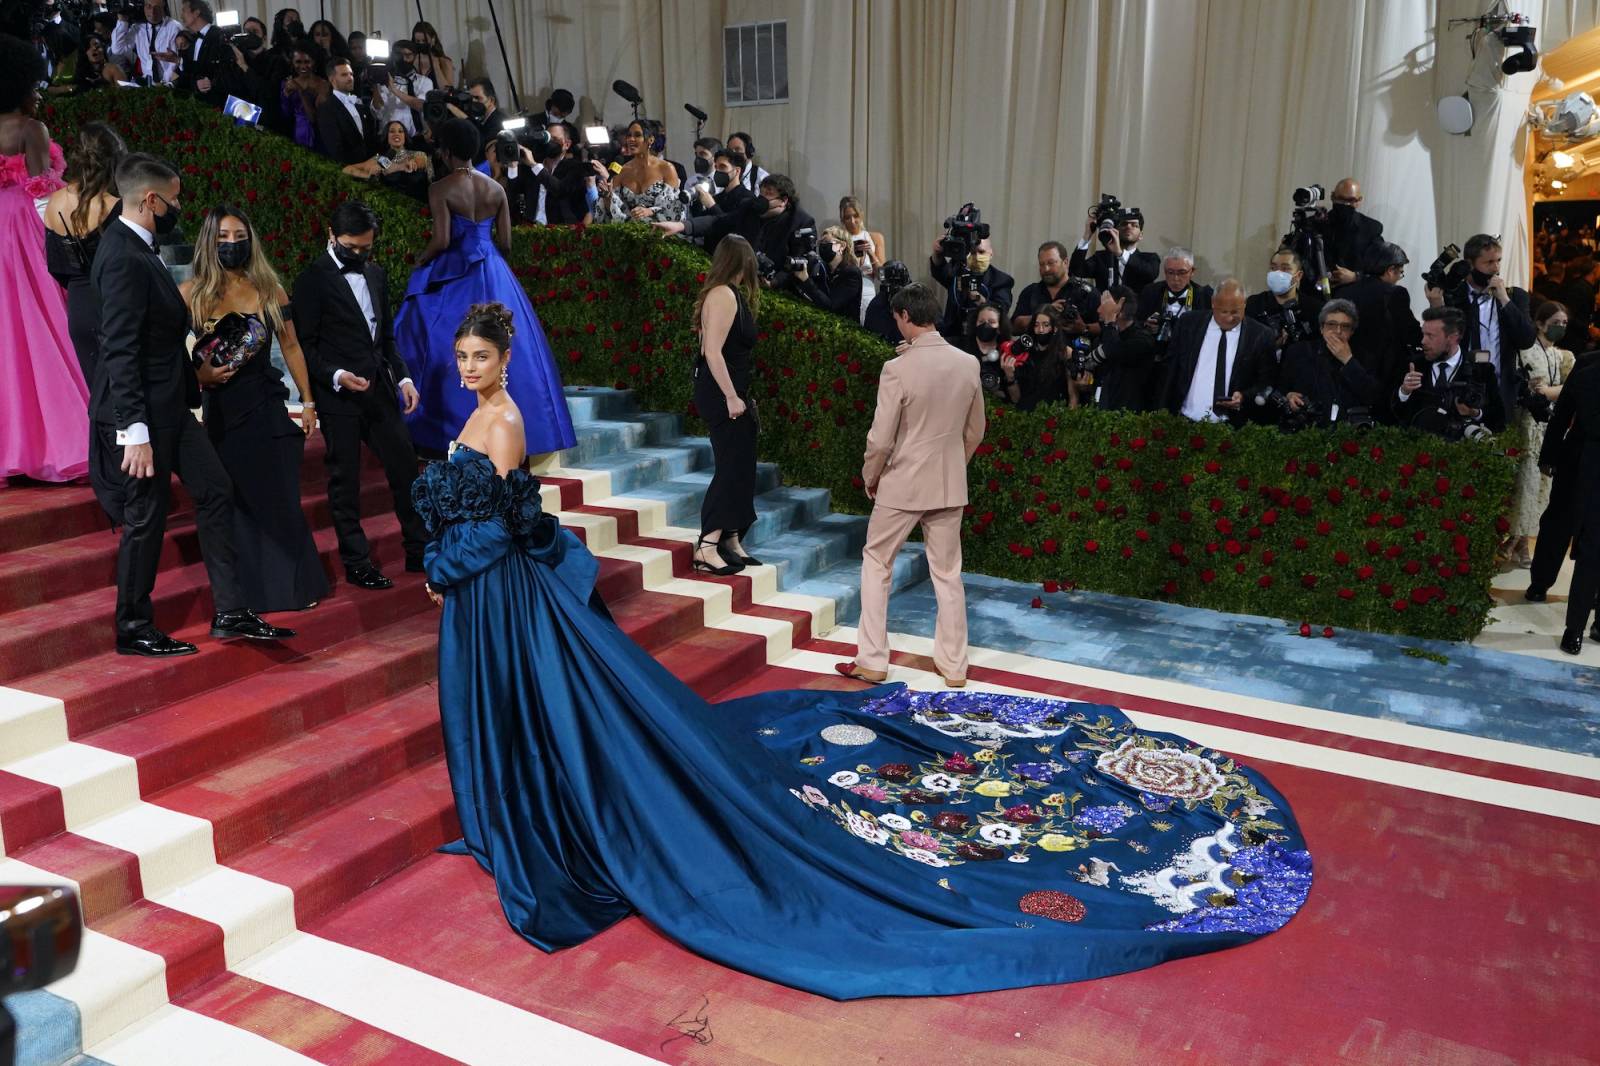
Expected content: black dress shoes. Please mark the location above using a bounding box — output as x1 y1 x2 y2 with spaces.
345 565 393 590
1524 586 1548 603
210 609 295 641
116 628 199 657
405 555 426 573
1560 629 1583 656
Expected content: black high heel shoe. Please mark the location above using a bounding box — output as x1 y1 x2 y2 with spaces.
718 537 761 568
693 534 743 576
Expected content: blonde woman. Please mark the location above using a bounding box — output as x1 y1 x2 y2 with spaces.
179 203 326 612
816 225 867 321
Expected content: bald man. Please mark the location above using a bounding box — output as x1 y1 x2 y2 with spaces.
1325 178 1385 288
1161 278 1277 425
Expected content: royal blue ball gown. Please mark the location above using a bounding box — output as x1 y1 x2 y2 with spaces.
394 215 577 456
416 447 1314 1000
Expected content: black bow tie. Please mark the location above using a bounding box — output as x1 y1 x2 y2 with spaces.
338 259 366 275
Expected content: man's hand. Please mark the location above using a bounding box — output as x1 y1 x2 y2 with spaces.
1487 274 1509 305
1400 362 1423 396
1286 391 1307 411
1329 266 1357 287
653 221 686 236
1455 400 1481 419
1216 391 1244 411
1097 291 1121 324
962 285 982 303
1082 206 1097 241
864 479 877 500
695 184 715 207
930 237 945 262
1425 283 1445 309
335 370 370 392
399 380 420 414
1327 335 1353 364
1103 229 1121 256
121 442 154 479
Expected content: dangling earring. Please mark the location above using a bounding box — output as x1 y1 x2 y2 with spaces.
458 377 465 388
500 365 509 388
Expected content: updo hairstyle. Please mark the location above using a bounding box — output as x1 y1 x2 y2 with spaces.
456 301 515 353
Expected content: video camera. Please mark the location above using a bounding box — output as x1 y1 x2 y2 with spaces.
879 259 911 299
1260 306 1316 348
1090 194 1142 247
1422 243 1468 291
1250 385 1325 433
1281 183 1333 294
754 251 779 284
423 88 486 126
493 117 552 165
1155 304 1185 345
1514 361 1553 423
939 203 989 262
104 0 144 22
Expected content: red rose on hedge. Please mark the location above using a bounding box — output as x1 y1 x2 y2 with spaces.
1200 569 1216 583
1084 540 1100 553
1338 587 1355 599
1258 574 1274 588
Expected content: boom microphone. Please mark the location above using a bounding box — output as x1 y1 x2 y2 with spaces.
684 103 708 122
612 80 643 105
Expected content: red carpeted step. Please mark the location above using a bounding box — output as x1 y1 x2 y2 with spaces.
0 771 66 856
154 684 444 863
88 612 439 797
227 760 458 929
0 511 412 688
0 484 107 555
653 625 774 699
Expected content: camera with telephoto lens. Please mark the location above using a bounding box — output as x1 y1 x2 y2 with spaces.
1263 307 1315 347
754 251 778 284
1514 361 1553 423
1422 243 1468 291
1280 183 1335 293
1091 194 1141 247
787 226 818 273
1067 335 1101 379
0 884 84 1055
878 259 911 299
1155 304 1185 345
939 203 990 261
1003 333 1036 366
1251 385 1325 432
492 119 551 165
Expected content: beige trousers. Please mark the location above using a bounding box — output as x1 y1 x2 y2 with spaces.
855 503 968 679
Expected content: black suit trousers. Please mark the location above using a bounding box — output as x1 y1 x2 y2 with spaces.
1530 465 1578 593
104 417 241 636
319 392 427 569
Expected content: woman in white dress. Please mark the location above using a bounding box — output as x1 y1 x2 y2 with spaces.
1508 301 1575 566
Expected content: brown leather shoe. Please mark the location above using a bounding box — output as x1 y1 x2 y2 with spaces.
835 661 888 683
941 674 967 689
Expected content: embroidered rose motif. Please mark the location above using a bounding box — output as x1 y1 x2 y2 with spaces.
978 823 1024 846
877 813 912 832
919 773 962 793
956 842 1006 862
800 785 828 807
828 770 861 788
901 830 941 850
876 762 913 781
1095 739 1224 802
849 784 890 802
903 848 950 867
932 812 970 832
943 753 977 774
1007 853 1030 863
1002 803 1042 824
899 790 945 805
844 810 890 846
974 780 1014 798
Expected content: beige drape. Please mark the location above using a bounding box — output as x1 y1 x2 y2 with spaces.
231 0 1600 296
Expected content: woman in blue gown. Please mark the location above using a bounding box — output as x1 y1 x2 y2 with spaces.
395 118 576 457
418 305 1314 1000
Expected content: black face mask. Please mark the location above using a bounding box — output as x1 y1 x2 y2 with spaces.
217 238 251 269
1469 267 1495 288
693 156 711 176
975 323 998 342
393 58 412 75
152 194 180 236
712 171 731 190
819 243 838 265
1330 203 1355 224
287 20 304 36
332 241 370 272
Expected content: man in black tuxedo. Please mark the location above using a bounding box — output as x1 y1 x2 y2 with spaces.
292 201 428 591
685 148 757 253
1161 279 1276 425
1070 204 1161 295
1391 306 1506 434
316 58 380 166
91 154 292 656
1527 352 1600 607
1552 356 1600 654
1135 248 1213 335
1333 241 1420 392
1431 233 1536 418
174 0 243 107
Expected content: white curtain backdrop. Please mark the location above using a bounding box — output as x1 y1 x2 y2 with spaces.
229 0 1600 296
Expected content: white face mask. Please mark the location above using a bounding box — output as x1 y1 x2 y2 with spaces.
1266 270 1295 296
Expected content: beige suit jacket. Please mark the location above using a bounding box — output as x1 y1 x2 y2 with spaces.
861 330 987 511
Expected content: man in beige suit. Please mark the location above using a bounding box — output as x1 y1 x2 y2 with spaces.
837 283 986 687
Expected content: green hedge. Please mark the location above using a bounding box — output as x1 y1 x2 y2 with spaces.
46 91 1519 642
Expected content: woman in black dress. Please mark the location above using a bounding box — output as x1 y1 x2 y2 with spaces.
180 204 327 613
43 120 124 385
692 234 761 575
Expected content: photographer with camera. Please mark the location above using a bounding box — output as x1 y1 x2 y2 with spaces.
1083 284 1158 411
929 204 1013 339
1428 233 1535 418
1276 299 1381 427
1323 179 1385 287
466 77 505 163
532 121 590 225
798 226 867 321
1136 247 1213 350
962 302 1011 402
316 57 380 166
999 304 1070 411
1161 279 1276 425
1071 197 1160 294
658 173 818 293
863 259 911 345
1245 247 1322 361
110 0 179 86
372 40 430 137
1334 240 1419 389
1393 306 1506 437
1013 240 1094 334
688 147 753 224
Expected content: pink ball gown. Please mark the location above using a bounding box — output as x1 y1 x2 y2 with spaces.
0 141 89 483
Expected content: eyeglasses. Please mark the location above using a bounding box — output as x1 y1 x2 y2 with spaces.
1164 267 1192 277
1322 321 1355 334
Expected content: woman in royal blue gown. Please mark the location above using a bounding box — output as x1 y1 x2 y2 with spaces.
418 304 1314 1000
395 119 575 457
